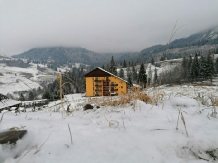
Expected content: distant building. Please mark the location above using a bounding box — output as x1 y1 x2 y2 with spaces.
85 67 128 97
0 93 21 112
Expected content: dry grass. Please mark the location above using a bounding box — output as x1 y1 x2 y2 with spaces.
84 89 152 110
192 83 216 87
148 88 166 106
181 112 188 137
209 96 218 118
194 93 208 106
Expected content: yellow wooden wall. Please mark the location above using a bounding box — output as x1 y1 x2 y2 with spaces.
85 76 127 97
85 77 94 96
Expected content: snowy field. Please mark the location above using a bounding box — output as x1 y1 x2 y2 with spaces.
0 86 218 163
0 63 56 95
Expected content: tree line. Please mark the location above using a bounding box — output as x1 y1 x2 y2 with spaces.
42 68 86 101
102 56 149 88
181 50 218 82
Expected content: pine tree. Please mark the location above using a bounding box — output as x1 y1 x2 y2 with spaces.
153 68 158 87
138 63 147 88
127 74 133 87
106 63 110 71
42 91 51 100
181 56 188 79
123 59 127 68
160 53 167 61
28 91 35 100
151 57 155 65
205 50 215 81
191 53 200 80
132 65 137 82
119 68 124 78
215 57 218 74
126 66 130 78
109 56 117 75
19 93 25 101
187 56 192 81
147 64 152 85
199 55 207 79
215 47 218 54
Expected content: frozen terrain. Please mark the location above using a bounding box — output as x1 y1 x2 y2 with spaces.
0 63 56 96
0 85 218 163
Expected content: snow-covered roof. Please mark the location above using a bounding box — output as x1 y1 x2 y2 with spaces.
0 93 21 109
0 99 21 109
97 67 128 83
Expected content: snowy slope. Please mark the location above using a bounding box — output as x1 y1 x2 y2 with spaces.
0 86 218 163
0 73 41 95
0 63 57 95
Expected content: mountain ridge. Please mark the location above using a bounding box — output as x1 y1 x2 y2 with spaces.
13 26 218 65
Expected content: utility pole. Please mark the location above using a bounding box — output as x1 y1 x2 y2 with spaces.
58 74 64 118
57 73 74 118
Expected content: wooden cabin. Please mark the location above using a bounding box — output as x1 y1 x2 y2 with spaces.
85 67 128 97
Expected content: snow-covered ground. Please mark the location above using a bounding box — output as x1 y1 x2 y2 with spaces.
0 73 41 95
0 86 218 163
0 63 56 95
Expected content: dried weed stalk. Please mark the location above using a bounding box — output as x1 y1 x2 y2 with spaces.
181 112 188 137
68 124 73 145
176 108 181 130
0 112 6 123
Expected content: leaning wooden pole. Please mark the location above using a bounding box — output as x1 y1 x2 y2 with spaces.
58 74 64 118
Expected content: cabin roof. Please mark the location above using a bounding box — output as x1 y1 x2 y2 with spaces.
85 67 127 83
0 94 21 110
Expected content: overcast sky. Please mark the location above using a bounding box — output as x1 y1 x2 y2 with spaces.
0 0 218 56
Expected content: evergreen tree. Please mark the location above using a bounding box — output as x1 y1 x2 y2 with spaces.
127 74 133 87
160 53 167 61
126 66 130 78
128 61 131 67
205 50 215 81
28 91 35 101
106 63 110 71
42 91 51 100
215 57 218 74
109 56 117 75
123 59 127 68
187 56 192 81
147 65 152 85
153 68 158 87
119 68 124 78
199 55 207 79
181 56 188 79
102 64 105 69
132 65 137 82
215 47 218 54
190 53 200 80
138 63 147 88
19 93 25 101
151 57 155 65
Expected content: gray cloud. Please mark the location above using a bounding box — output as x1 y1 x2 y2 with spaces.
0 0 218 56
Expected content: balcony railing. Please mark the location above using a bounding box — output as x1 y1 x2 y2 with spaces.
95 89 102 92
95 84 102 87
